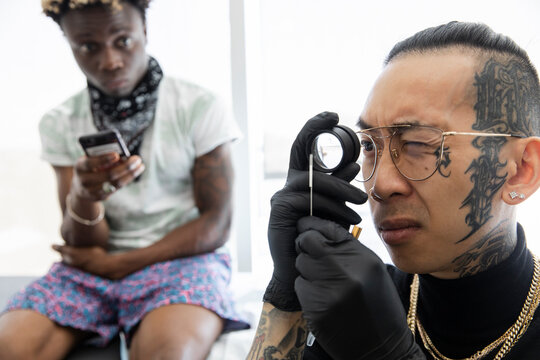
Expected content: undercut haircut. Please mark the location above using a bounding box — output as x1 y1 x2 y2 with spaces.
42 0 152 24
385 21 540 136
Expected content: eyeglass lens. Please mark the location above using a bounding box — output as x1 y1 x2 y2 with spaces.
355 126 443 182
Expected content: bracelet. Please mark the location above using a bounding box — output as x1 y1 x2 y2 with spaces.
65 193 105 226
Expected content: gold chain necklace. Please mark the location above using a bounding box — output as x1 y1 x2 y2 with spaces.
407 255 540 360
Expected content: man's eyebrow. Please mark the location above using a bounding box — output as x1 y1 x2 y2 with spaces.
357 117 372 129
357 117 426 129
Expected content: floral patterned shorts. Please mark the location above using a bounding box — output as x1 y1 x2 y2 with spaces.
3 252 249 346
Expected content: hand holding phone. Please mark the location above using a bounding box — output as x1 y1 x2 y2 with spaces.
74 129 143 200
78 129 131 159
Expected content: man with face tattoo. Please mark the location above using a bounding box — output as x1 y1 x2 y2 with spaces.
0 1 249 359
247 21 540 359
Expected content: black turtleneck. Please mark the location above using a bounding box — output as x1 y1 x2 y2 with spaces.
303 224 540 359
414 223 536 358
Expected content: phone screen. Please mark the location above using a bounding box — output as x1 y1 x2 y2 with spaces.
85 142 126 157
78 129 131 158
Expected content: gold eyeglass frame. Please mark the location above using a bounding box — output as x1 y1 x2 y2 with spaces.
355 124 524 182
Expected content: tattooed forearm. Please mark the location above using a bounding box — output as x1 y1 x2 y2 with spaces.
193 144 233 212
453 220 515 277
247 303 307 360
460 58 536 241
192 144 233 241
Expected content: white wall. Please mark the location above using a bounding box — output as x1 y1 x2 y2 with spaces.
258 0 540 175
0 0 233 275
249 0 540 271
0 0 539 276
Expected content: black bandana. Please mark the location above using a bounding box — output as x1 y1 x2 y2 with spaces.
88 56 163 156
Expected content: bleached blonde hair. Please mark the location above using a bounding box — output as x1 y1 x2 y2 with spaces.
42 0 151 24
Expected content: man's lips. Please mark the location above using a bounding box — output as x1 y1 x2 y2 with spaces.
378 219 421 245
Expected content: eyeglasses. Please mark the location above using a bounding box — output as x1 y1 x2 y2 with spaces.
355 124 524 182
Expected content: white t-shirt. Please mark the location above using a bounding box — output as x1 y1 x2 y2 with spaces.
39 76 241 252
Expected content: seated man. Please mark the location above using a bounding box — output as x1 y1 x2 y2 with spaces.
248 21 540 359
0 1 248 359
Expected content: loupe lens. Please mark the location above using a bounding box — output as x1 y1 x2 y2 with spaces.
309 125 360 173
312 133 343 171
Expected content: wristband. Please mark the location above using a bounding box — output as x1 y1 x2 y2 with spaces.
66 193 105 226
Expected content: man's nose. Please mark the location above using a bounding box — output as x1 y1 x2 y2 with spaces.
369 146 411 201
99 47 123 71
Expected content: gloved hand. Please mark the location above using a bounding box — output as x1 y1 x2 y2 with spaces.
263 112 368 311
295 216 426 360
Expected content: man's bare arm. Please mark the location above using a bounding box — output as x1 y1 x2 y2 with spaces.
247 302 307 360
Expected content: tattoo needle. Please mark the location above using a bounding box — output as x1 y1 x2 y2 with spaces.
309 153 313 216
307 153 316 347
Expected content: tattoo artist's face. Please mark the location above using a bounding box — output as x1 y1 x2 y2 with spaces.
359 51 515 279
61 3 148 97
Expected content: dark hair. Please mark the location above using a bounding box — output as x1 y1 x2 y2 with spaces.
386 21 540 136
42 0 152 24
387 22 532 65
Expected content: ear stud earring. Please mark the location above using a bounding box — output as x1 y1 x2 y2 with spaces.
509 191 526 200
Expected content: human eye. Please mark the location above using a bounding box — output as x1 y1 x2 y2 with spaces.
402 143 431 159
361 139 374 152
359 135 377 165
399 129 440 157
77 42 97 54
403 140 431 148
117 36 133 49
359 135 376 154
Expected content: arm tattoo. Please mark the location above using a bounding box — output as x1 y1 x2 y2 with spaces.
192 145 233 229
459 59 535 242
453 220 515 277
247 307 307 360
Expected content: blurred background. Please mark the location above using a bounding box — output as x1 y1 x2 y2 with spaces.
1 0 539 284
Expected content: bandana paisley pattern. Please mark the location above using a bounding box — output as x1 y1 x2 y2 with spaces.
88 56 163 156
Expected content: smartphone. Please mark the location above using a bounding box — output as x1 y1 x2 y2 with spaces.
78 129 131 159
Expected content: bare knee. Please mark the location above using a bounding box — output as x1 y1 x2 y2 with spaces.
0 312 42 360
142 344 194 360
130 332 216 360
129 304 224 360
0 329 39 360
0 310 83 360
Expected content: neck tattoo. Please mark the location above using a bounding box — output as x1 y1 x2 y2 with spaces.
453 221 515 277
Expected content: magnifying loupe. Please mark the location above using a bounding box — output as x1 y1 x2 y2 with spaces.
305 124 362 348
309 125 360 173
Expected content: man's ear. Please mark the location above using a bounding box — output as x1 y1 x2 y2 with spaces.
502 137 540 204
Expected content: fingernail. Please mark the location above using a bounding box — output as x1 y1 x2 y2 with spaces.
128 158 142 171
134 164 145 176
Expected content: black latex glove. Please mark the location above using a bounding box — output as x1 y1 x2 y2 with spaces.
295 216 426 360
263 112 368 311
